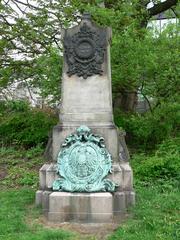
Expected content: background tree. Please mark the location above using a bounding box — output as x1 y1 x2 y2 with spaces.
0 0 179 108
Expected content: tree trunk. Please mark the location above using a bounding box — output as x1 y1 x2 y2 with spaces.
113 91 138 112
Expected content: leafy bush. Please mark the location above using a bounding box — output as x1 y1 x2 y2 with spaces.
0 100 57 148
131 137 180 182
114 102 180 150
0 100 30 113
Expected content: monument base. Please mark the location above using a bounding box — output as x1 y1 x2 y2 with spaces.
36 191 135 223
35 161 135 223
36 122 135 223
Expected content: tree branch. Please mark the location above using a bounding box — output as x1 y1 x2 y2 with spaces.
148 0 178 17
171 6 179 18
141 92 153 113
11 0 26 15
11 0 39 10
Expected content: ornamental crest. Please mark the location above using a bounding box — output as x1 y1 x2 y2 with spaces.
64 16 107 79
53 126 117 192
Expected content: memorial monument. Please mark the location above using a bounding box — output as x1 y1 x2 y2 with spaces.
36 12 135 223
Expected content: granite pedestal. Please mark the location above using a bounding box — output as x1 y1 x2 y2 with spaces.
36 161 135 223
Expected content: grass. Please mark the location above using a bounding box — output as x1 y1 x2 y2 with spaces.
0 189 76 240
0 146 44 188
108 180 180 240
0 147 180 239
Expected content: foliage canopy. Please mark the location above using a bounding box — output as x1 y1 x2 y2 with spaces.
0 0 179 107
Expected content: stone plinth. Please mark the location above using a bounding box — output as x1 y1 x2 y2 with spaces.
49 192 113 223
36 161 135 223
36 191 135 223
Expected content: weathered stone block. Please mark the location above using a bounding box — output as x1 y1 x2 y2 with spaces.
125 191 135 207
113 192 126 215
118 130 130 162
39 164 49 190
42 191 52 215
108 163 123 188
48 192 113 223
120 163 133 190
35 190 43 206
46 163 58 189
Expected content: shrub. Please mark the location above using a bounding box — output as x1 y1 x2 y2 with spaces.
0 100 57 148
0 100 30 113
132 137 180 182
114 102 180 150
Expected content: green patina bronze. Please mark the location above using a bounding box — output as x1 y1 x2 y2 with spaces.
53 125 118 192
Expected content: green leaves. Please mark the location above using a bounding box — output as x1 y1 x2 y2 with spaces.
0 100 58 148
0 0 179 109
32 48 63 103
132 137 180 182
114 102 180 150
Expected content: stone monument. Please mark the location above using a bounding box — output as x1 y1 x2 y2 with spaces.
36 13 135 223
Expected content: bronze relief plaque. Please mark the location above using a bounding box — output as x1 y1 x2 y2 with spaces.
64 19 107 79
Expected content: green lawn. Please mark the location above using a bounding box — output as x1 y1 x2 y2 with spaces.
0 189 79 240
0 147 179 239
0 181 179 240
109 180 180 240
